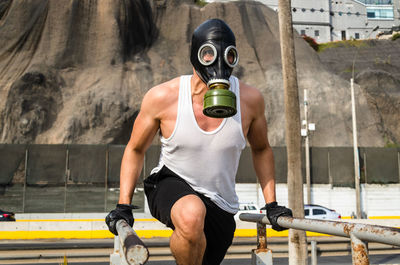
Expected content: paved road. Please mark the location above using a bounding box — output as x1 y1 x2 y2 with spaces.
8 254 400 265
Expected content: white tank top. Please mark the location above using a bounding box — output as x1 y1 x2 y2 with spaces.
151 75 246 214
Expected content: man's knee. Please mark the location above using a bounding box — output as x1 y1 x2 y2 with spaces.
171 195 206 240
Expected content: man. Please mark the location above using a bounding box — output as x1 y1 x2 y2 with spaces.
106 19 292 265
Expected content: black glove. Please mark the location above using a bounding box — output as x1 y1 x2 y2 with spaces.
105 204 135 235
265 201 292 231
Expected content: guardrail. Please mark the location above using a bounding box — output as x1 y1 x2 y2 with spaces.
239 213 400 265
110 220 149 265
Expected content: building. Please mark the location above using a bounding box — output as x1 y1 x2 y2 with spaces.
206 0 400 43
330 0 399 42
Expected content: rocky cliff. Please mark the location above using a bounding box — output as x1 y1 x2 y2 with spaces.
0 0 395 146
318 39 400 146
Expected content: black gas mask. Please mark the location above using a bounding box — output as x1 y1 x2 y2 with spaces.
190 19 239 118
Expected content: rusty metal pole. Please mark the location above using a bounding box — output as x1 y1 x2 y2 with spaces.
252 222 273 265
350 233 370 265
257 222 267 250
240 213 400 247
277 0 307 264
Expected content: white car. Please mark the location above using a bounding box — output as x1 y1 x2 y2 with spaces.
304 204 341 220
235 202 262 219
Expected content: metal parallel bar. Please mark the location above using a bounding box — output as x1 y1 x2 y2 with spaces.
350 233 369 265
239 214 400 247
116 219 149 265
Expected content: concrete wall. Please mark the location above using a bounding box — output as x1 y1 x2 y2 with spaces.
1 184 398 240
1 144 399 215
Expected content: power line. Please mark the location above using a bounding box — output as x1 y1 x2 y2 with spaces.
264 3 400 20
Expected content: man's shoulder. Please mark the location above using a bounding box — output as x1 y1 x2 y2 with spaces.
238 80 264 102
151 76 181 94
144 76 181 104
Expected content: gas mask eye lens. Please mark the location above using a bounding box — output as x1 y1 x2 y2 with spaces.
224 46 239 67
198 44 217 66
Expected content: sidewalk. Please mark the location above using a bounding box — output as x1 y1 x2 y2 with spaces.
1 213 399 240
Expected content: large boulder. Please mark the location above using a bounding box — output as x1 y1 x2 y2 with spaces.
0 0 386 146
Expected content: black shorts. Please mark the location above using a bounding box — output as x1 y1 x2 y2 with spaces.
144 166 236 265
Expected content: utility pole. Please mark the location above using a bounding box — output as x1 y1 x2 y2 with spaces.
350 78 362 219
277 0 308 264
350 25 378 219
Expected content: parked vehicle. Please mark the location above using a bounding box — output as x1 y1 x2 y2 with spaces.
304 204 341 220
238 203 341 221
235 202 262 219
238 202 261 214
0 209 15 221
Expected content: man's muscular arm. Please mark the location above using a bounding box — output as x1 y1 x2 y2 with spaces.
119 88 164 204
246 88 276 204
105 84 169 235
246 86 292 231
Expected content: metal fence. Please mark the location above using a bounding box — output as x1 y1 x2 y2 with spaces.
0 144 399 213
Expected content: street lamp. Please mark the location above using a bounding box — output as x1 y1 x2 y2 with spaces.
351 25 379 219
301 89 315 205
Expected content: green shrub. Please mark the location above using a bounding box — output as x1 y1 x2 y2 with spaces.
392 33 400 41
302 35 319 51
318 39 370 52
195 0 208 7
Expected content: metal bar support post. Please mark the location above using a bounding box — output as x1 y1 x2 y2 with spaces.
310 240 317 265
252 222 273 265
110 235 128 265
350 233 369 265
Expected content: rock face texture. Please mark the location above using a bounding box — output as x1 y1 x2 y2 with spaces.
0 0 395 146
318 39 400 146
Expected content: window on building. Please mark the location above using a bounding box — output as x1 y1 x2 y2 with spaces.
311 8 315 12
355 33 360 39
360 0 392 4
339 11 343 16
302 8 306 12
366 7 394 19
341 30 346 40
320 8 324 12
301 29 306 36
315 30 320 37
